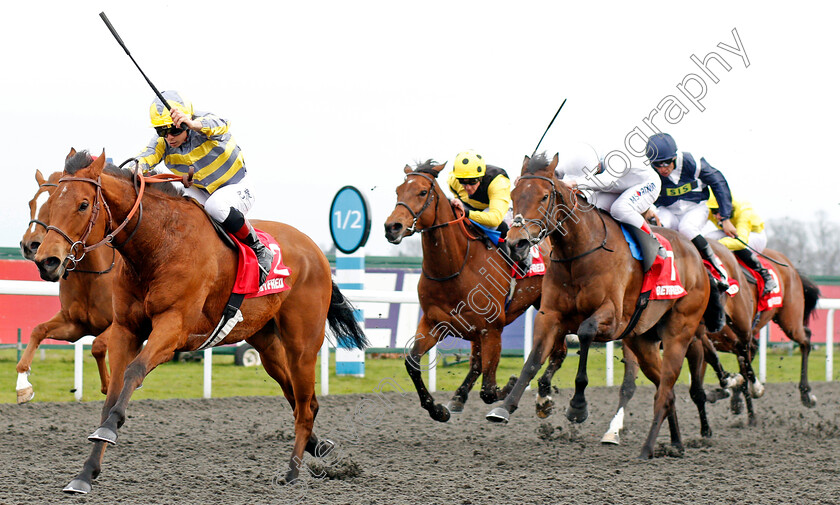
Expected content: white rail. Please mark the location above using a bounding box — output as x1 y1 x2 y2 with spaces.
3 280 837 399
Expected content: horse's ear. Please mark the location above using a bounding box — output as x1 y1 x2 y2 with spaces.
548 153 559 172
65 147 77 160
521 155 531 174
88 150 106 178
35 169 45 186
404 165 413 174
430 163 446 176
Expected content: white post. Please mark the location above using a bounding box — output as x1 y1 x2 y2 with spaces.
321 335 330 396
74 340 83 401
605 341 614 387
759 325 768 383
203 348 212 399
335 249 365 377
827 309 834 382
428 345 437 393
524 307 534 391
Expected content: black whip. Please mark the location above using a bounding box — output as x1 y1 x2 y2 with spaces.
734 236 790 267
532 99 567 157
99 12 171 111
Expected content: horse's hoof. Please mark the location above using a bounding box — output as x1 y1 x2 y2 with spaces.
310 439 335 458
16 387 34 404
706 387 731 404
445 400 465 415
749 382 765 399
63 479 91 494
723 373 744 388
701 427 713 438
802 393 817 408
565 405 589 424
730 395 744 415
600 431 620 445
88 426 118 445
535 397 555 419
486 407 510 424
431 404 451 423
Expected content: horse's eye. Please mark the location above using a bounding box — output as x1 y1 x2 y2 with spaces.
541 194 549 202
418 190 428 197
78 201 89 212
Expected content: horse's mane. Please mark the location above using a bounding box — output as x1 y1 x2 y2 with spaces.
523 152 551 174
64 151 184 197
413 159 442 178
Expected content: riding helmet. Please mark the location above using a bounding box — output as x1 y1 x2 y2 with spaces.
149 90 194 128
645 133 678 162
452 150 486 179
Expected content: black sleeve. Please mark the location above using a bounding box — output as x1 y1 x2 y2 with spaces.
698 157 733 220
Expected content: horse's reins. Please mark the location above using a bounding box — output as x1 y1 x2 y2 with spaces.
395 172 478 281
511 174 612 262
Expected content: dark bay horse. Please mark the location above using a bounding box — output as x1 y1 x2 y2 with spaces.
384 161 546 421
17 159 116 402
33 151 366 494
486 153 710 459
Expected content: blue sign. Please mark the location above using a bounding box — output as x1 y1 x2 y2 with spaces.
329 186 371 254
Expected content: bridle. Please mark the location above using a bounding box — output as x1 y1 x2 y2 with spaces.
510 174 612 263
394 171 478 281
27 181 58 233
45 163 185 273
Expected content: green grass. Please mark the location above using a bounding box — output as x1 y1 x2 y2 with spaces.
1 346 837 404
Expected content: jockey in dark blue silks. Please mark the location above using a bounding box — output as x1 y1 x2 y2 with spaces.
645 133 734 292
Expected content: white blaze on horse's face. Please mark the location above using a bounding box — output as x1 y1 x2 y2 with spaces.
29 191 50 234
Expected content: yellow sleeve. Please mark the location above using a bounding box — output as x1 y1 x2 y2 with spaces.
135 136 166 172
467 175 511 227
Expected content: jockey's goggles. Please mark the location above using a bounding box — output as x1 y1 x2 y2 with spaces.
458 177 481 186
155 125 186 137
651 158 675 168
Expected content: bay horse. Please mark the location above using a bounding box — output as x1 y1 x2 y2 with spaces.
384 161 547 421
486 153 710 459
602 242 820 443
17 156 116 403
33 151 366 494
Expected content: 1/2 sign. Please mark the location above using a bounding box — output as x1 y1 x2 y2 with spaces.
329 186 371 254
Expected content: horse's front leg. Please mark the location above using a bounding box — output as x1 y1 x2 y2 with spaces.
90 332 110 395
404 317 451 422
445 340 482 415
486 309 567 423
90 313 183 445
16 313 85 403
478 330 505 404
567 307 616 424
685 336 712 438
64 323 139 494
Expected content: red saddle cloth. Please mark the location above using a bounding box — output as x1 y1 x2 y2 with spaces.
703 260 741 297
643 234 686 300
737 256 783 311
512 245 546 279
230 229 292 298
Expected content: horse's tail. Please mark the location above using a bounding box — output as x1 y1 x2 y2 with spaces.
799 271 821 327
327 281 369 350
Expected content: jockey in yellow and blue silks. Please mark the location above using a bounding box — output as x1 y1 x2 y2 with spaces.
135 90 273 285
705 194 779 296
646 132 734 291
447 150 512 237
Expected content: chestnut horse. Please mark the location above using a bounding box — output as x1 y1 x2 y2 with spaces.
17 160 116 402
486 153 710 459
33 151 366 494
384 161 546 421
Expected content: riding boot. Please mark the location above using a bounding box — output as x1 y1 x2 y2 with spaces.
625 222 666 273
223 208 274 286
691 235 729 292
733 248 778 297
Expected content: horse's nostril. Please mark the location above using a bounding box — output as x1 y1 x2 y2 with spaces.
44 257 60 270
30 242 40 253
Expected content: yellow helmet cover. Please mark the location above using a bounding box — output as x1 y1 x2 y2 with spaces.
453 150 486 179
149 90 194 127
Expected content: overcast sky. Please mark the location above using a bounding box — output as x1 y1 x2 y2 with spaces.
2 1 837 256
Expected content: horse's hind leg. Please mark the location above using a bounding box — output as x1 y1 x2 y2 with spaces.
601 343 639 445
686 336 712 438
445 340 483 414
90 333 110 395
775 309 816 408
536 340 568 419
